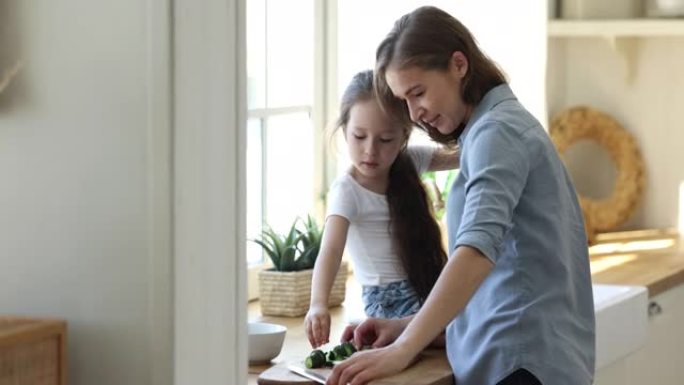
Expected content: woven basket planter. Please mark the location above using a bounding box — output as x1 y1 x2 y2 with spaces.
258 261 348 317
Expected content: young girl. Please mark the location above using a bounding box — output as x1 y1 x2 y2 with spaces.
304 70 459 348
329 7 595 385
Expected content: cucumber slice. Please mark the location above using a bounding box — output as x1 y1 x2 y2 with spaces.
342 342 356 356
305 349 327 368
333 344 347 358
305 356 315 369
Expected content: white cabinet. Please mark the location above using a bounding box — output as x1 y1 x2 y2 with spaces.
594 283 684 385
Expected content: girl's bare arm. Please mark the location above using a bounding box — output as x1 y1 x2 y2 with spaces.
306 215 350 347
310 215 350 308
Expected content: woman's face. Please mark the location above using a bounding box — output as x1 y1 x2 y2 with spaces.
385 52 471 136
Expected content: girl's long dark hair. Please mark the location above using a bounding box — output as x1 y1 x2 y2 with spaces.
386 153 446 301
336 70 446 302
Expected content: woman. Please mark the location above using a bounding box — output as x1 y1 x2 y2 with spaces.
327 6 594 385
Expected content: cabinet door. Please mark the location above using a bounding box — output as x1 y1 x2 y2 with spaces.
595 283 684 385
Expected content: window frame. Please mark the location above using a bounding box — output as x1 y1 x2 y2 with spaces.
246 0 335 300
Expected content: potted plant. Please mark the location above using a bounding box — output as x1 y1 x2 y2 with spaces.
254 215 347 317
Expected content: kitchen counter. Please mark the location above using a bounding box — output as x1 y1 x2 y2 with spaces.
588 228 684 297
248 228 684 384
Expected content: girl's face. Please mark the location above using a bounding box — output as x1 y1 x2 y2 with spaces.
345 98 406 182
385 52 472 136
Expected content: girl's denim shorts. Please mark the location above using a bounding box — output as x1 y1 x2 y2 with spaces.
362 280 421 319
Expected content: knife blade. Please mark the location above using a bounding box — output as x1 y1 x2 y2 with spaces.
287 364 328 384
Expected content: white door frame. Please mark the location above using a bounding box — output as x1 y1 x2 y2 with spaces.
173 0 247 384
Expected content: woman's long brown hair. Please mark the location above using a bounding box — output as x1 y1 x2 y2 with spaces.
374 6 507 147
336 70 446 302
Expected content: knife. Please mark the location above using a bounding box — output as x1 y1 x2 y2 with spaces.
287 364 328 384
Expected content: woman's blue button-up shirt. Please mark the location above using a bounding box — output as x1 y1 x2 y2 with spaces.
445 84 595 385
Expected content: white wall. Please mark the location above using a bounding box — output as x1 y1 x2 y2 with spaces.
454 0 548 125
547 37 684 229
0 1 172 385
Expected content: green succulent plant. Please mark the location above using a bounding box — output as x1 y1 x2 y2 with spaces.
294 215 323 271
252 215 324 272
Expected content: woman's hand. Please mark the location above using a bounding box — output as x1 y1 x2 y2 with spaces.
304 304 331 348
340 317 408 349
326 344 415 385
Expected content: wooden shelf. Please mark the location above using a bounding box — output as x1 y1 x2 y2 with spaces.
548 19 684 38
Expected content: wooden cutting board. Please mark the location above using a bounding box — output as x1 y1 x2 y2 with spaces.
257 349 453 385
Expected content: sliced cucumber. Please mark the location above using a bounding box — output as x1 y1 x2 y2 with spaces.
305 342 361 368
305 349 327 368
341 342 356 356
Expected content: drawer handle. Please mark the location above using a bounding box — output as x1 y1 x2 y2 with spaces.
648 301 662 317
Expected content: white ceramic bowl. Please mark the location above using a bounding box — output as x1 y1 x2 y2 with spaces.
248 322 287 364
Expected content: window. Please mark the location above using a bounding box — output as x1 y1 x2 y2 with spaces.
246 0 319 270
337 0 458 99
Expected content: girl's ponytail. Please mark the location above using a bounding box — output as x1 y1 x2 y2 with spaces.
387 151 446 302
